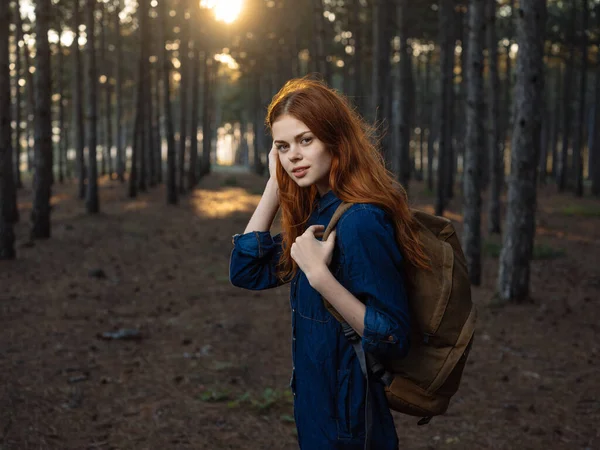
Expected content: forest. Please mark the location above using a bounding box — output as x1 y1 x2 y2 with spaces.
0 0 599 448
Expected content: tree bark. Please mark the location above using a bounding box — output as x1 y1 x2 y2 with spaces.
0 0 16 258
498 0 547 302
115 0 124 182
57 34 65 183
72 0 86 198
13 0 23 190
487 0 501 234
84 0 99 213
435 0 454 216
160 0 177 204
549 65 562 179
188 37 201 189
177 0 189 193
558 2 577 192
31 0 53 235
573 0 588 197
464 0 485 286
397 0 411 189
103 5 113 180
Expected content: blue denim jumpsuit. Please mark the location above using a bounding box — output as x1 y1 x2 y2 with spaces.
229 189 410 449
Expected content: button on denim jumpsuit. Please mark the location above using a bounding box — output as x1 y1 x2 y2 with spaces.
229 190 411 449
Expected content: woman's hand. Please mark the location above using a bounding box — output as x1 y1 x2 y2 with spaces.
291 225 337 283
268 147 278 184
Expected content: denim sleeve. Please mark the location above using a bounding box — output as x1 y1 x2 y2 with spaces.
338 206 411 361
229 231 286 290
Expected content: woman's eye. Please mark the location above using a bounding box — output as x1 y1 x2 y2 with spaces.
301 137 312 145
276 144 288 151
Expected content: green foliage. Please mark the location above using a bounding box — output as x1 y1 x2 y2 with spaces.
200 386 294 414
199 389 231 402
532 244 566 260
559 205 600 218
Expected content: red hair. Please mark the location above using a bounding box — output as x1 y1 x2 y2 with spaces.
266 77 429 283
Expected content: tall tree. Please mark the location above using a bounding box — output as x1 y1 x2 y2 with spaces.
487 0 501 234
85 0 99 213
188 22 201 189
0 0 16 258
13 0 23 189
114 0 124 182
16 3 35 173
397 0 412 189
372 0 393 167
31 0 53 237
177 0 190 193
72 0 86 199
498 0 547 302
312 0 329 82
57 31 66 183
592 8 600 197
573 0 588 197
160 0 177 204
137 0 148 192
101 3 113 179
435 0 454 216
558 2 577 192
464 0 485 286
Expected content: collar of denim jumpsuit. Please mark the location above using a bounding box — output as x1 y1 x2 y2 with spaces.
313 189 341 215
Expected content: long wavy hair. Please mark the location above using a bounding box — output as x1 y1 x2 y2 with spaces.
266 77 429 283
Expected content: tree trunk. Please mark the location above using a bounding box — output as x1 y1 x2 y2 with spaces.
558 2 577 192
31 0 53 235
72 0 86 198
573 0 588 197
160 0 177 204
115 0 124 182
13 0 22 190
592 34 600 196
313 0 329 83
397 0 411 189
202 56 214 176
498 0 547 302
435 0 454 216
487 0 501 234
177 0 189 193
426 50 435 192
102 6 113 180
188 38 201 189
464 0 485 286
17 5 35 174
153 38 162 185
84 0 99 213
99 3 107 177
57 35 65 183
372 0 393 167
549 65 562 179
137 0 148 192
0 0 16 258
251 71 264 175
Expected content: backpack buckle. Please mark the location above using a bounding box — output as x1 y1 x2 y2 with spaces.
417 416 432 426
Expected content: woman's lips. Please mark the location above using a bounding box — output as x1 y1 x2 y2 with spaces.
293 167 309 178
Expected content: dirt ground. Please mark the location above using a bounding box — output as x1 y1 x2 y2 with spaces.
1 168 599 450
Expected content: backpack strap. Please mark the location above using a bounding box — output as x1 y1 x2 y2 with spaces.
322 201 354 242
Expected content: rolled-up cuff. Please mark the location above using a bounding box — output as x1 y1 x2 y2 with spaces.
232 231 279 258
361 305 408 359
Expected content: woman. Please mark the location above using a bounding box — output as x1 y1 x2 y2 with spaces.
229 78 429 449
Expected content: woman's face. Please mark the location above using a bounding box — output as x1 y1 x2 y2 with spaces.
272 114 332 196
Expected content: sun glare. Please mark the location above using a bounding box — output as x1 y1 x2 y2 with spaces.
200 0 243 24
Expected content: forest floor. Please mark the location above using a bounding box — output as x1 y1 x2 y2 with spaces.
1 168 599 450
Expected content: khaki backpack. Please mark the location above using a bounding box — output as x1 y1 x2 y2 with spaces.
321 202 477 424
